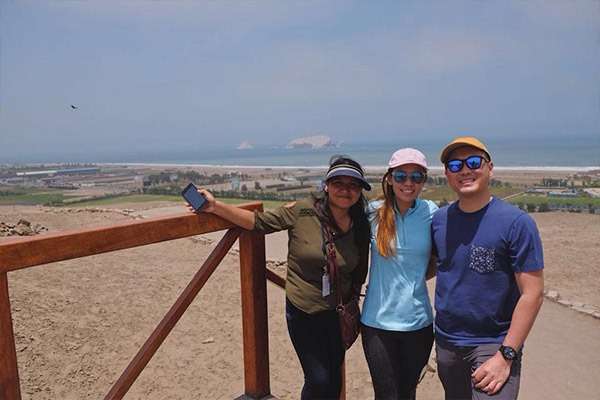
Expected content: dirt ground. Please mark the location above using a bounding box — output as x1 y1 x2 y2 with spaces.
1 204 599 399
531 212 600 307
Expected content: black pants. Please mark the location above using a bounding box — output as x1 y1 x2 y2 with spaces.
361 323 434 400
286 298 345 400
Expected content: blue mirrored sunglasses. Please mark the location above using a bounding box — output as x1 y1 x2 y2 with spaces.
445 155 487 173
391 170 427 184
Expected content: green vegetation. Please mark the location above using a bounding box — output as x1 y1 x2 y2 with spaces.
72 194 285 209
421 186 523 203
0 189 65 205
508 194 600 207
421 186 458 202
218 197 286 210
0 187 287 209
69 194 181 207
144 171 249 187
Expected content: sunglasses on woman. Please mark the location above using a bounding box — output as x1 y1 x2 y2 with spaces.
445 155 487 173
391 170 427 184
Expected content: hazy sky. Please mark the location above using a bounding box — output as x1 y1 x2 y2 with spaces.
1 1 599 162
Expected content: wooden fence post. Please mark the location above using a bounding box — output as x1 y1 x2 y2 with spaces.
0 272 21 400
238 231 270 399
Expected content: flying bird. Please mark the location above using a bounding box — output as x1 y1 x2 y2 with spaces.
70 105 78 110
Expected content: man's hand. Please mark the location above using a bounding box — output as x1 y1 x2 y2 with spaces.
471 351 511 395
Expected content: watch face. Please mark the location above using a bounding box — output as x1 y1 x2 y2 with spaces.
501 346 517 360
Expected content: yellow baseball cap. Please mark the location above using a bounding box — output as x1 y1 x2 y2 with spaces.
440 136 491 163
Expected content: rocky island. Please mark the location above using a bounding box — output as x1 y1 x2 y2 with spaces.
286 134 337 149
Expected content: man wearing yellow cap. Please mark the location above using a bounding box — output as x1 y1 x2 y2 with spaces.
431 137 544 399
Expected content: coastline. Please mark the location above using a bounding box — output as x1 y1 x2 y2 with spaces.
102 162 600 173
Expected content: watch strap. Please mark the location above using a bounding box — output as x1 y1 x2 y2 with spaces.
499 345 518 361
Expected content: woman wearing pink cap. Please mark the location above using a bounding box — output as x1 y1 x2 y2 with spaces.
361 148 438 399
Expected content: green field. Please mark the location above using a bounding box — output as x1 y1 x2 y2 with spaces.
0 187 290 209
508 194 600 207
18 186 591 211
0 189 65 205
69 194 286 209
420 186 523 202
68 194 181 207
218 197 287 209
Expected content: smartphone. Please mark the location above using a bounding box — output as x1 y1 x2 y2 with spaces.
181 183 207 212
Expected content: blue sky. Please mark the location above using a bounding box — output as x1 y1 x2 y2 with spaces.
1 1 599 162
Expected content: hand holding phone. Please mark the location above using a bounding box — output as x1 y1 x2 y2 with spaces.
182 183 208 212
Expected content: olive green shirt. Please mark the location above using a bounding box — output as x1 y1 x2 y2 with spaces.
254 199 368 314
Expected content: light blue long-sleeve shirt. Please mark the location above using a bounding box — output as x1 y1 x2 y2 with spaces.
361 198 438 331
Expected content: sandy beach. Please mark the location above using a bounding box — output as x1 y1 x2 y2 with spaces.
2 201 599 399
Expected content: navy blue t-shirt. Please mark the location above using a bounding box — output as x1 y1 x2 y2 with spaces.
432 197 544 346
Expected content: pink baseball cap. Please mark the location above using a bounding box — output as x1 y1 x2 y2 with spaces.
388 148 428 169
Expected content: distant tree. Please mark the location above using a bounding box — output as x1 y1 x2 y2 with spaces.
254 181 262 191
538 203 550 212
241 184 248 192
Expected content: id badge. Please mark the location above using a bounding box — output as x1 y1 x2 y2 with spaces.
322 272 331 297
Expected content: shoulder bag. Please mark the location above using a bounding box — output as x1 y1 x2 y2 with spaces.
322 224 361 350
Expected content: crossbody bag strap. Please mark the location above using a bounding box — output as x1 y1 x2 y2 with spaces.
321 223 343 308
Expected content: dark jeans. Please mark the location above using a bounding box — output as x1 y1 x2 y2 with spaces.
361 323 434 400
436 340 522 400
286 298 345 400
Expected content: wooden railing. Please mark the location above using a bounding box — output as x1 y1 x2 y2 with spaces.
0 202 349 400
0 202 279 400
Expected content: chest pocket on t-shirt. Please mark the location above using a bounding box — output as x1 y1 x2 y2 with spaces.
469 245 496 273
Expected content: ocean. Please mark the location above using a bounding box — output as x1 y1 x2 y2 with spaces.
109 137 600 170
5 137 600 169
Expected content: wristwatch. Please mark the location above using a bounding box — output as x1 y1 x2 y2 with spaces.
499 345 518 361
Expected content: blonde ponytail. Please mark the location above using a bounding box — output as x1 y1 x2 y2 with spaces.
375 172 398 258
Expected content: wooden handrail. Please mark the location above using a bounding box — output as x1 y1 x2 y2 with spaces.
0 201 348 399
105 228 241 399
265 269 286 289
0 202 262 273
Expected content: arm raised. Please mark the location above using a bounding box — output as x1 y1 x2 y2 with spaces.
191 189 256 230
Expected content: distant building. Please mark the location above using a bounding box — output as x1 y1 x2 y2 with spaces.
231 176 240 191
548 190 578 198
583 188 600 198
16 167 100 178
